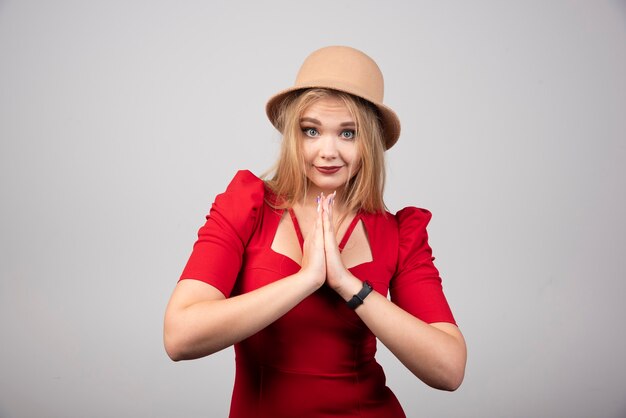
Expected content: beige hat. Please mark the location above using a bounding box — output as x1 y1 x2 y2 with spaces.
266 46 401 150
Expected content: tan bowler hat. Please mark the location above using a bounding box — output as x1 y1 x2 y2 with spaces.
266 46 401 150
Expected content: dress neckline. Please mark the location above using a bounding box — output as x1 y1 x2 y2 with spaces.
287 208 361 252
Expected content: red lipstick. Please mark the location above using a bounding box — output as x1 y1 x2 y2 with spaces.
315 166 342 174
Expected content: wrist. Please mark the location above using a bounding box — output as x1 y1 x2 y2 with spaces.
296 268 325 291
333 274 363 301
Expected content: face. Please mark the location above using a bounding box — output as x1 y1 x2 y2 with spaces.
299 96 361 196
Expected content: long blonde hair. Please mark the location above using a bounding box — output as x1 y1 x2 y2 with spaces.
264 88 386 214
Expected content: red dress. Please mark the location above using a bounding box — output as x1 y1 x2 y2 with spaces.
180 170 456 418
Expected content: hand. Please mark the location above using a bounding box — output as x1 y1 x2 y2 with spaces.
299 194 327 289
320 192 354 293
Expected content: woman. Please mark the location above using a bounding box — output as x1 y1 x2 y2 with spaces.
164 46 466 417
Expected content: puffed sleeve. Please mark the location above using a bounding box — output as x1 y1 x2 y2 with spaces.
390 207 456 325
179 170 265 297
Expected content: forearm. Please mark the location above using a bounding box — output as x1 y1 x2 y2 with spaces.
164 271 320 361
336 278 466 391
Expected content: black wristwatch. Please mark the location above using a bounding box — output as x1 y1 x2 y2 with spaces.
346 281 373 310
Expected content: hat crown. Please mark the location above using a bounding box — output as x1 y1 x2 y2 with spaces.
294 46 385 104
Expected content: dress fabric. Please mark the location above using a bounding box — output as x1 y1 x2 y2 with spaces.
180 170 456 418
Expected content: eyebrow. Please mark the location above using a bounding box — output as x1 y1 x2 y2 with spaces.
300 117 356 127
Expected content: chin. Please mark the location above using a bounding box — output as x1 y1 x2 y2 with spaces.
306 167 354 192
316 174 352 189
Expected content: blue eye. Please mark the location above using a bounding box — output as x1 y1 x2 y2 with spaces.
302 127 319 137
341 130 356 140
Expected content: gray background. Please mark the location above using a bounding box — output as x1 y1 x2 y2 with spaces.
1 1 625 417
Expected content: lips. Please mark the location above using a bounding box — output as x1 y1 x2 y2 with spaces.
315 166 342 174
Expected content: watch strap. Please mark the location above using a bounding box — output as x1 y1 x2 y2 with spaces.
346 281 373 310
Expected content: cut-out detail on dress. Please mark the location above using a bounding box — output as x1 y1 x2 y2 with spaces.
340 220 374 269
270 209 373 268
270 211 302 267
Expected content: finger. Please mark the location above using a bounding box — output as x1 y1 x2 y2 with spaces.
321 192 335 233
329 191 336 223
322 199 341 252
321 198 332 239
303 194 322 247
315 194 325 242
316 193 322 215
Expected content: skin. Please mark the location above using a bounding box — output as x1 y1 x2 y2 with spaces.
299 96 361 199
163 97 467 391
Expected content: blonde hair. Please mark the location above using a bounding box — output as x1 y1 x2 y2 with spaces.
264 88 386 214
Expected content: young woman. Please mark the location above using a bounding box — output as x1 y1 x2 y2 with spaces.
164 46 466 417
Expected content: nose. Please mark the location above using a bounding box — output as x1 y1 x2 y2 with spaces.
319 135 338 160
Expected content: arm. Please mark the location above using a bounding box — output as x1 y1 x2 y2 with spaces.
163 271 320 361
164 198 327 361
321 196 466 391
334 278 466 391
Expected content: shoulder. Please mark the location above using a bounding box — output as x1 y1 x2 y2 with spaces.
394 206 433 245
223 170 266 195
393 207 435 270
208 170 268 235
217 170 270 206
395 207 433 232
361 206 432 231
360 207 434 273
